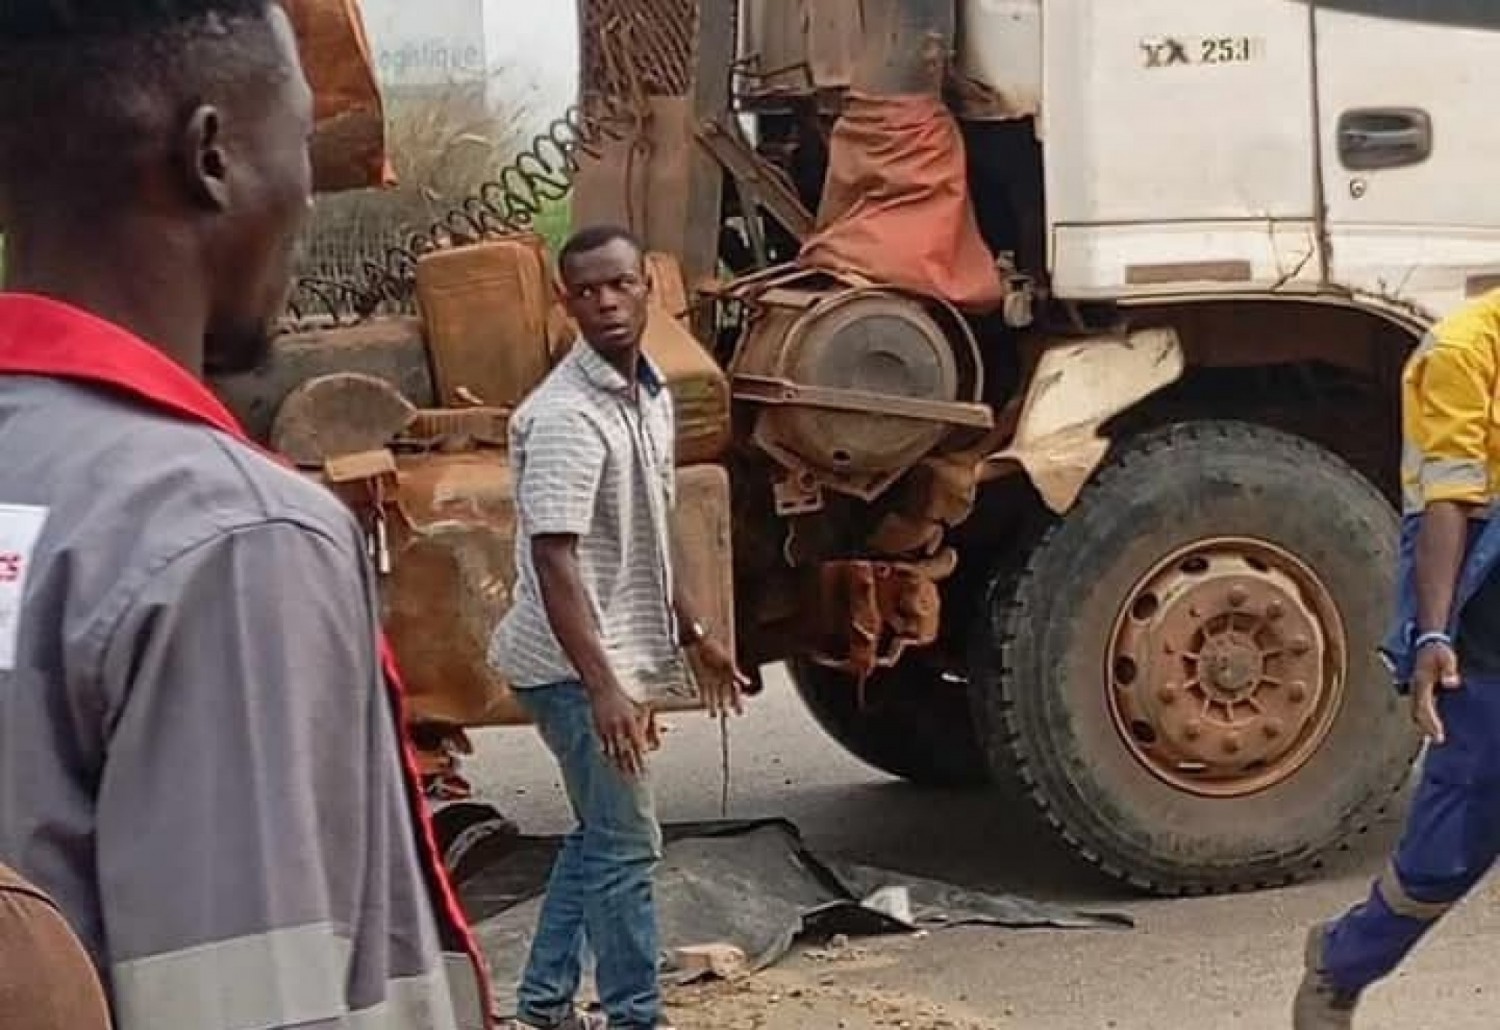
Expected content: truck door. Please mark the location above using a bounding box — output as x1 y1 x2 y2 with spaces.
1315 1 1500 317
1043 0 1319 299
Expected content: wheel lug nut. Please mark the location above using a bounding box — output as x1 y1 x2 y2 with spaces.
1157 684 1179 705
1184 721 1203 741
1223 734 1242 754
1266 601 1284 620
1290 636 1311 655
1263 719 1284 740
1289 681 1307 703
1229 586 1248 608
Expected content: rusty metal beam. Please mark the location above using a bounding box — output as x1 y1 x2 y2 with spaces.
572 0 735 332
695 118 816 242
733 374 995 429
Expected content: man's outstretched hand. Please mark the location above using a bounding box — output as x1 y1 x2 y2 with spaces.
1412 641 1462 745
694 637 750 719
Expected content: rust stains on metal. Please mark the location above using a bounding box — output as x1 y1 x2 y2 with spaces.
866 442 1003 557
811 559 945 681
211 316 434 445
325 456 738 731
695 118 817 242
640 302 733 465
1107 538 1348 799
983 328 1187 513
733 374 993 429
948 73 1040 121
270 371 514 466
799 92 1006 314
582 0 698 98
416 237 556 409
403 407 511 451
738 0 956 101
1125 260 1255 287
729 267 986 504
272 372 417 467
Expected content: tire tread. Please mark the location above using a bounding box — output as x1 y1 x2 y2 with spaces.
974 421 1417 896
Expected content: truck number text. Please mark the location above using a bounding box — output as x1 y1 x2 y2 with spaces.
1142 36 1264 69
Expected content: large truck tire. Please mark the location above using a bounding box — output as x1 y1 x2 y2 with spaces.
789 658 990 788
971 421 1420 895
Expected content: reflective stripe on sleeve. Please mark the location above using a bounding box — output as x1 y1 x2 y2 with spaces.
347 965 461 1030
443 952 489 1030
111 923 465 1030
1420 456 1488 496
1376 861 1454 923
112 922 351 1029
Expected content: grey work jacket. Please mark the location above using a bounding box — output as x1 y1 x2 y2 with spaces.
0 375 482 1030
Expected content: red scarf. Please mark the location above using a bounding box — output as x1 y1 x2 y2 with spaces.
0 293 491 1024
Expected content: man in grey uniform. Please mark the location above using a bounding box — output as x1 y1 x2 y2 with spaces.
0 2 487 1028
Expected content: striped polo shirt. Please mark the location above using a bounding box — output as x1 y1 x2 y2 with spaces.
489 339 693 704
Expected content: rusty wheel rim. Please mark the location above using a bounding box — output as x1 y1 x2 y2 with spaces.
1106 538 1348 799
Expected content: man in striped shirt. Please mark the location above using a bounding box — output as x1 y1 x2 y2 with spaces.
491 225 747 1030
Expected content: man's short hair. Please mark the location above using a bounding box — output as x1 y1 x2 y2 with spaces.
558 225 646 282
0 0 281 217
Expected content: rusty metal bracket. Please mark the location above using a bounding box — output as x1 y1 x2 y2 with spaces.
695 118 816 242
980 328 1185 513
773 470 825 518
323 449 403 576
811 559 942 682
733 374 995 430
324 448 399 486
401 407 511 451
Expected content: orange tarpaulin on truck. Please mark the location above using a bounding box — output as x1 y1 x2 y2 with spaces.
283 0 395 193
799 92 1005 314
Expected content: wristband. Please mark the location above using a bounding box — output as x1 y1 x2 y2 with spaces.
1414 630 1453 653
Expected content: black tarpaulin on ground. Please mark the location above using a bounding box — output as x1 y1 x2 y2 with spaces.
457 819 1131 1012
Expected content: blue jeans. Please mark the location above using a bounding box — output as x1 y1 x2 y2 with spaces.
514 682 664 1029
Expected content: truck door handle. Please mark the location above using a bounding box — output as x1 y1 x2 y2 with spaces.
1337 108 1432 171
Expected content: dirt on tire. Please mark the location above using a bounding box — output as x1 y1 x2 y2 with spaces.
970 420 1420 895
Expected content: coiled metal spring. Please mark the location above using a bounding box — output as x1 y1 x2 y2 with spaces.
286 92 646 327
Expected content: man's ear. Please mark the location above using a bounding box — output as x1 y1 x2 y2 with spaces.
180 105 231 211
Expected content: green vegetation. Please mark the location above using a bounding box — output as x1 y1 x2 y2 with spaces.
532 198 573 255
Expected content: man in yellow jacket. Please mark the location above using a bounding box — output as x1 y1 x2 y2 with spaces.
1296 288 1500 1026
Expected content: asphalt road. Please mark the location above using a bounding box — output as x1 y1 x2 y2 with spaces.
465 666 1500 1029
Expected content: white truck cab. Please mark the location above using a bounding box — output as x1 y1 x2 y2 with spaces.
964 0 1500 321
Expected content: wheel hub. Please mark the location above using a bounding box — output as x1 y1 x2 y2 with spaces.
1108 539 1347 798
1199 633 1264 696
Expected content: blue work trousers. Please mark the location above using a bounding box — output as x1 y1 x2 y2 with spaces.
513 682 664 1030
1323 675 1500 993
